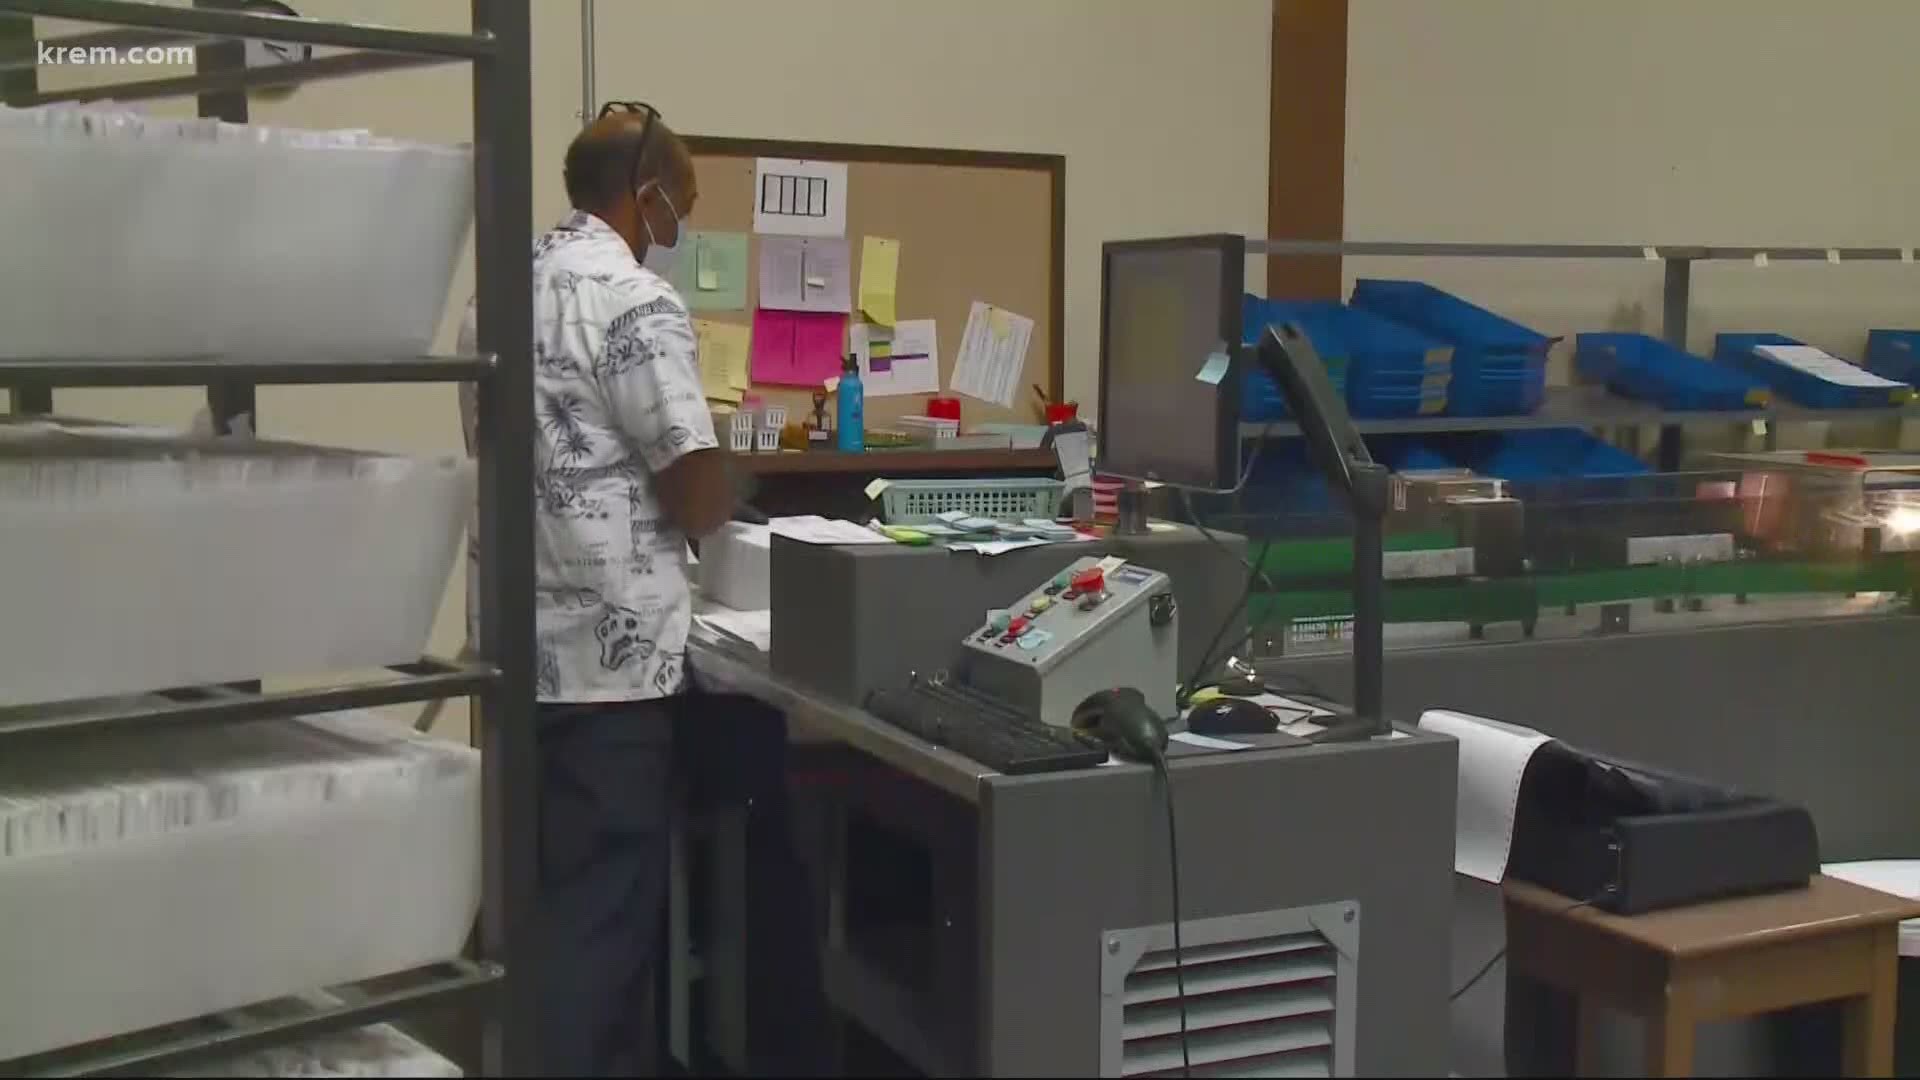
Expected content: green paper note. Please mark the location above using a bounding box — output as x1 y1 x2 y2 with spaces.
670 230 749 311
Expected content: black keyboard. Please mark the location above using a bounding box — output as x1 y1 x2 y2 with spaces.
864 683 1106 775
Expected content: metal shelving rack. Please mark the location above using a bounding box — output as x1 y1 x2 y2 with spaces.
0 1 534 1075
1252 239 1920 469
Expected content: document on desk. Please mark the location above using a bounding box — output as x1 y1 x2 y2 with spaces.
1417 709 1553 883
693 606 772 653
759 236 852 314
768 515 893 545
951 301 1033 408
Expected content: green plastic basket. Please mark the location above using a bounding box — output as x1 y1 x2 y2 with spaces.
878 477 1065 524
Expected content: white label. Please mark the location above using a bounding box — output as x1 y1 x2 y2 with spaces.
1753 251 1770 268
1095 555 1128 576
1642 245 1660 262
1626 533 1736 566
1903 247 1915 264
1383 547 1477 580
1827 247 1843 264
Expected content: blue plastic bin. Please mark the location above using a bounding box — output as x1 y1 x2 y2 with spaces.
1462 428 1649 482
1349 279 1552 416
1241 295 1451 419
1713 333 1916 409
1574 332 1771 411
1866 330 1920 387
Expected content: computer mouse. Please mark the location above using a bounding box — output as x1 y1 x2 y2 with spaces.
1070 687 1169 765
1187 697 1279 736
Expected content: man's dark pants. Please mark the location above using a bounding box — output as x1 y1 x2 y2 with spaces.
532 679 828 1076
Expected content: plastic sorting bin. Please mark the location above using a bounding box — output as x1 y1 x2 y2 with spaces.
1241 296 1451 419
1350 279 1554 417
1575 332 1772 411
1866 330 1920 387
1458 428 1649 482
1713 333 1916 409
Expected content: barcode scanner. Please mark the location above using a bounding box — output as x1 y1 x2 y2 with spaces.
1071 687 1170 765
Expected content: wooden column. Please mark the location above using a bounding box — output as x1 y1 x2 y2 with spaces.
1267 0 1348 299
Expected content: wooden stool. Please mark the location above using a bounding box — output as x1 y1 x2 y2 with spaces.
1504 875 1920 1077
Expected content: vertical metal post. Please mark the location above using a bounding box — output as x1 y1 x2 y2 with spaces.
472 0 536 1073
1655 257 1692 471
1349 464 1390 737
578 0 594 125
195 0 255 434
2 14 48 415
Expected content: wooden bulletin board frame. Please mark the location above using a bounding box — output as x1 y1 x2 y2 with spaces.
681 135 1066 429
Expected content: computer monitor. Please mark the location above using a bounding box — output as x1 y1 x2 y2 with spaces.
1097 234 1245 491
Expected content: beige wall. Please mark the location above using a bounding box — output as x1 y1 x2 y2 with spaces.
1346 0 1920 365
29 0 1272 708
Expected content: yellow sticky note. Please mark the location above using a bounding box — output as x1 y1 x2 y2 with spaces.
858 236 900 327
693 319 751 404
695 238 719 291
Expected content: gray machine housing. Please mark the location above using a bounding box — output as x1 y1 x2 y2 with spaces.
768 525 1246 707
962 556 1178 726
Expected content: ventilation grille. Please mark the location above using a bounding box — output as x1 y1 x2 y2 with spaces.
1118 931 1339 1078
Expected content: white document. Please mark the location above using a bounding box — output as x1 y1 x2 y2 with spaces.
1417 709 1554 883
758 236 852 314
851 318 940 396
950 302 1034 409
767 514 892 545
752 157 848 237
946 537 1052 556
1755 343 1905 389
1170 731 1251 752
1052 428 1093 488
692 606 772 653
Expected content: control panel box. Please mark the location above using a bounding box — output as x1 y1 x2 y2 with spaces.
962 555 1178 727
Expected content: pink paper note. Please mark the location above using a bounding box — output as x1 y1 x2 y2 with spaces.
749 309 799 385
791 312 848 384
750 310 847 387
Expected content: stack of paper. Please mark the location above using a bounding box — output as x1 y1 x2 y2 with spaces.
1756 344 1906 389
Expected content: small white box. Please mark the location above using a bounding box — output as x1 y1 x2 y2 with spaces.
729 426 755 453
696 521 772 611
761 404 788 431
729 410 755 435
755 427 781 452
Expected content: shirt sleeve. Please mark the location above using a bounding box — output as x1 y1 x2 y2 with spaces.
594 288 720 473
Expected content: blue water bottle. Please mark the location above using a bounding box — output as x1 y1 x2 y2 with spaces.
836 354 865 452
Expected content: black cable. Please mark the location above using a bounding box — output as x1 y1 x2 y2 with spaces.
1153 756 1191 1077
1448 896 1598 1002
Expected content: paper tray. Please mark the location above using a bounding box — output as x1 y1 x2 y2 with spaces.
0 421 472 707
0 720 480 1061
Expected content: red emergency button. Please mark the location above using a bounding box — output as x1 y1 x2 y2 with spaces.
1007 615 1032 636
1070 568 1105 594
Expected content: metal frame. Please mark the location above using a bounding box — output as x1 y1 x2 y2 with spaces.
0 1 534 1074
1247 237 1920 469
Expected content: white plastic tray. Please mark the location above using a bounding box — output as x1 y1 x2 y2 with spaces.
0 105 470 360
0 422 472 707
0 713 481 1061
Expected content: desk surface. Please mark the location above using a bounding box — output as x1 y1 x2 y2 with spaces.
1505 875 1920 959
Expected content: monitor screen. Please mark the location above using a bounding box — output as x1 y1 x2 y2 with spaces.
1097 235 1244 490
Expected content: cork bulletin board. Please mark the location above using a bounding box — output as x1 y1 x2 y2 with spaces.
682 135 1065 430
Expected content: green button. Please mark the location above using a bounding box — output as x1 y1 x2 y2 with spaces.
988 609 1012 631
1052 572 1072 589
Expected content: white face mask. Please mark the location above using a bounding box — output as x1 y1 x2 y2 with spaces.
638 183 687 277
